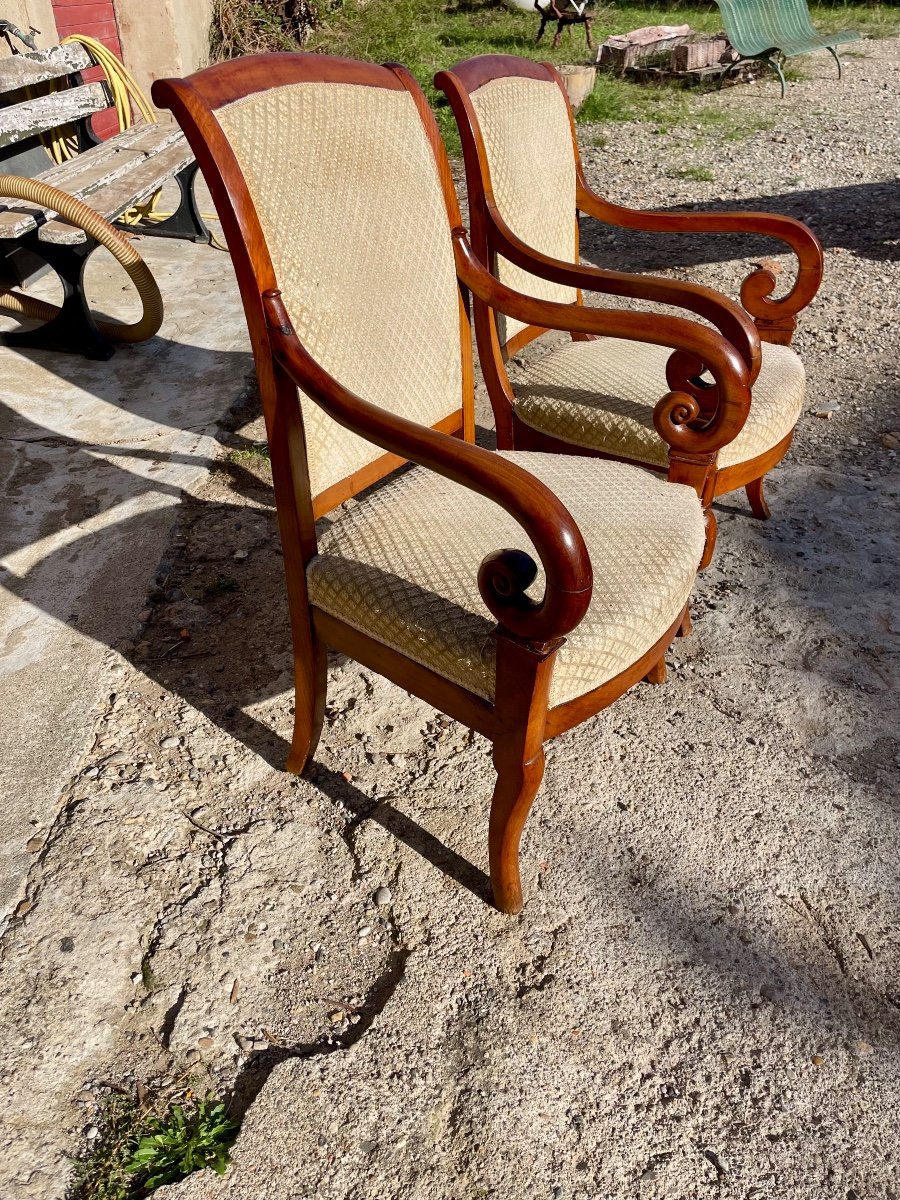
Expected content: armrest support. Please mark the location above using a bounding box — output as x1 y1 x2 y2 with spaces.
453 230 752 460
576 177 824 341
262 289 592 645
487 208 761 382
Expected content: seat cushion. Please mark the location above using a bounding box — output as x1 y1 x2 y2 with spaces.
307 452 705 708
512 337 805 471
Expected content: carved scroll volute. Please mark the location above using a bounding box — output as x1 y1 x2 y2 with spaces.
654 392 717 498
740 265 797 345
478 548 582 650
656 350 729 500
665 349 719 421
654 341 750 500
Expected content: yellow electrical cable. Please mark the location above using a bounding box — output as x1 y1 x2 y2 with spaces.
61 33 157 130
0 175 164 343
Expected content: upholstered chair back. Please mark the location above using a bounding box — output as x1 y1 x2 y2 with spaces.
214 80 465 500
466 73 579 343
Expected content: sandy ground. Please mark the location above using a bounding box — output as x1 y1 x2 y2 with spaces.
1 37 898 1200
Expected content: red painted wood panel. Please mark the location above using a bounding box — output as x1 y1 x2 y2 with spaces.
50 0 121 138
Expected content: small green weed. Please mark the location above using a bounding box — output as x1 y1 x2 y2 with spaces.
139 956 158 996
126 1101 239 1190
202 575 239 597
669 165 715 182
70 1092 239 1200
226 444 270 464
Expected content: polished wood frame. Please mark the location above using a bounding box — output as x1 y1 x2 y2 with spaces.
435 54 824 523
153 53 750 913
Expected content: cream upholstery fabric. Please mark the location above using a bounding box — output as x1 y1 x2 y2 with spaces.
468 76 579 344
307 452 704 708
216 83 463 500
513 337 805 470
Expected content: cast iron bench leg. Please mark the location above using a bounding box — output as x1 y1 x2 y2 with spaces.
118 161 211 244
1 233 113 360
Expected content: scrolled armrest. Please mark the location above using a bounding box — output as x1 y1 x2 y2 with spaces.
487 206 761 382
454 230 751 459
576 178 824 340
262 289 592 645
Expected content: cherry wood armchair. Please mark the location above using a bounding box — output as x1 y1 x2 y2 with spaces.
436 54 825 523
153 53 751 913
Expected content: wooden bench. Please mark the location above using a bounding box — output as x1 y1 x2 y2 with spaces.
0 42 209 357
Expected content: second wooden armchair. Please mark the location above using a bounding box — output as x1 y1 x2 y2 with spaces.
154 52 750 913
436 54 825 526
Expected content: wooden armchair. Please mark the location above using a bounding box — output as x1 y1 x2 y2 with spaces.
153 53 750 913
436 55 825 525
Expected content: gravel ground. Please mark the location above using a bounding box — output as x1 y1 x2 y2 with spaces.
1 38 899 1200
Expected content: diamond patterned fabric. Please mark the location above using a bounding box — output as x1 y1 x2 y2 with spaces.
512 337 805 469
468 76 579 344
216 82 463 500
307 452 704 707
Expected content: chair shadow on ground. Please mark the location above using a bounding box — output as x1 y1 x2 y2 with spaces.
580 180 900 272
0 361 495 905
2 335 898 1043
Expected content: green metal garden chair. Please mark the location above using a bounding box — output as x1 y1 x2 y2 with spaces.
715 0 862 96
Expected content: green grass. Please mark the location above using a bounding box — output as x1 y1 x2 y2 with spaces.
226 444 270 464
305 0 898 151
202 574 239 597
668 164 715 181
308 0 724 149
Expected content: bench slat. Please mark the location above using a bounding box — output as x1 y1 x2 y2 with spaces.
0 81 108 149
0 127 190 239
39 138 196 243
32 122 184 189
0 44 93 93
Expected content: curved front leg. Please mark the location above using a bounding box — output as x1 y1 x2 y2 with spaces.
490 743 546 914
489 632 559 914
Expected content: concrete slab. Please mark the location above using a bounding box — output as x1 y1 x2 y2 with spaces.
0 231 252 927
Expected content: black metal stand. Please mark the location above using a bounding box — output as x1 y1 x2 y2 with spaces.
1 234 114 360
119 161 211 244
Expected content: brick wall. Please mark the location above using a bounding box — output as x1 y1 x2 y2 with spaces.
50 0 122 137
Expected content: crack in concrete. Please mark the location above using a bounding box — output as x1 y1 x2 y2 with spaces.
229 946 412 1120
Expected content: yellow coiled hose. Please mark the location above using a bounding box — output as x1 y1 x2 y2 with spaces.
0 175 163 343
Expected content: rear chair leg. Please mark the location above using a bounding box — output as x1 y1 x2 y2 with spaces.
677 606 692 638
644 658 667 685
746 475 771 520
286 631 327 774
827 46 843 81
699 507 718 569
